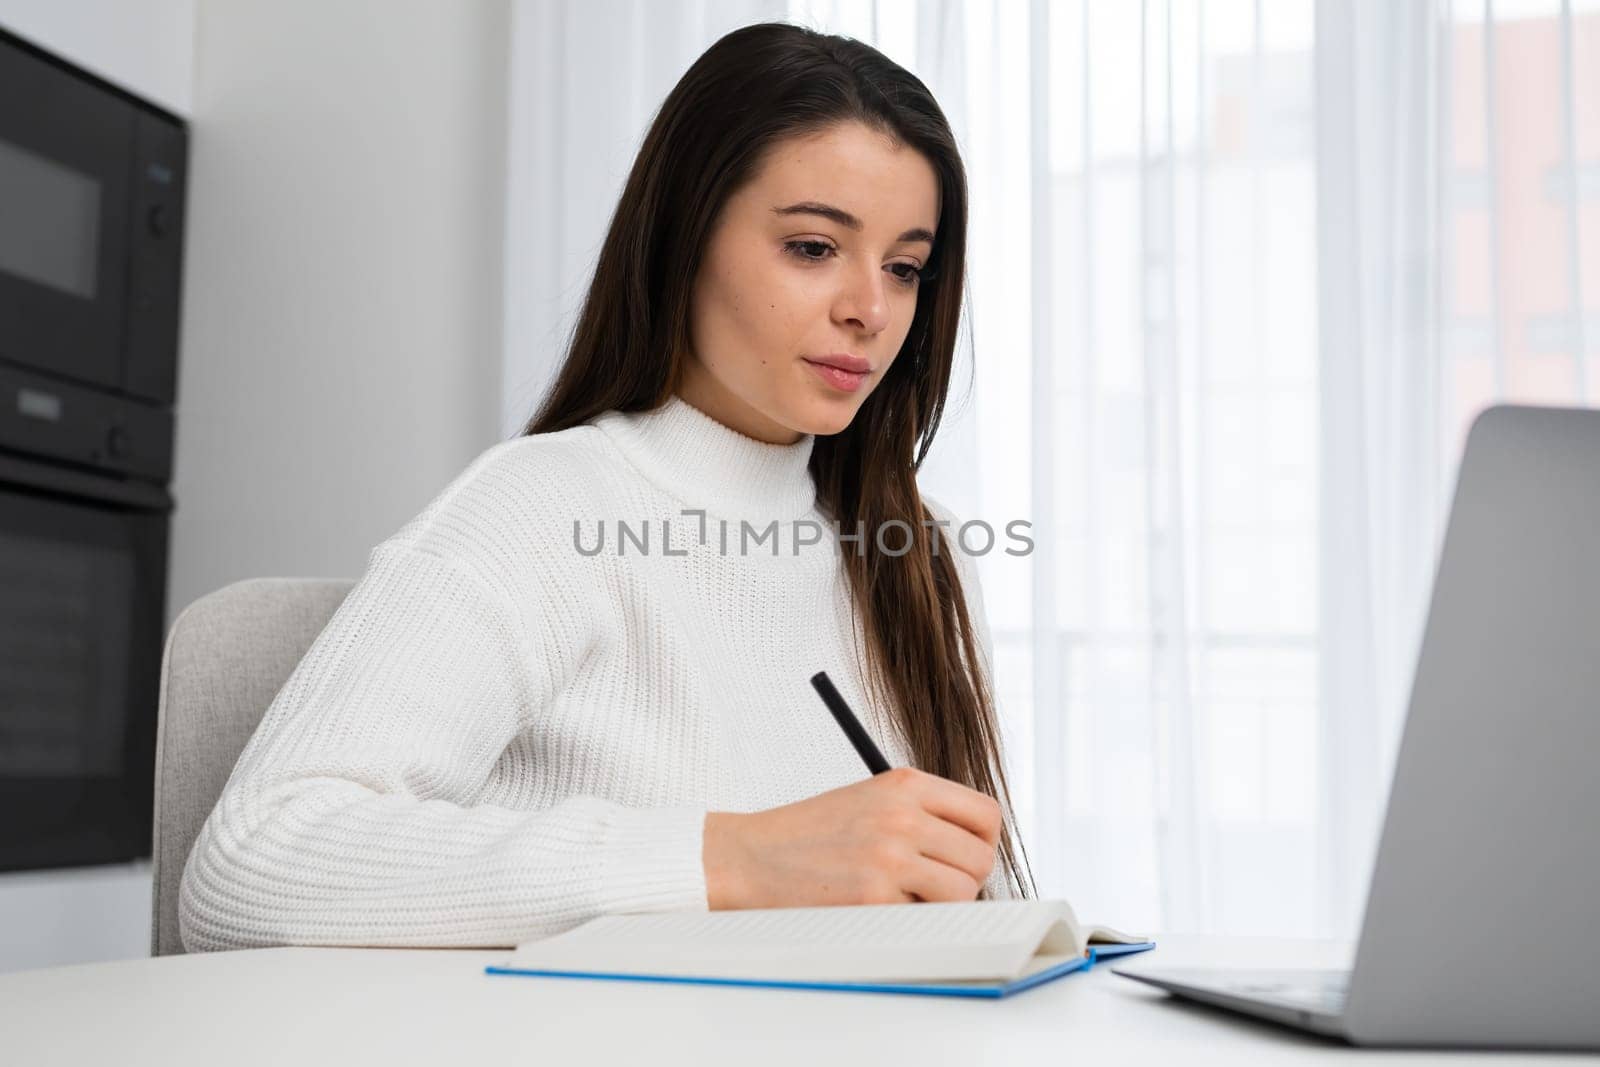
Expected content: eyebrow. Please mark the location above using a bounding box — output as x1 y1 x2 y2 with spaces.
772 201 935 245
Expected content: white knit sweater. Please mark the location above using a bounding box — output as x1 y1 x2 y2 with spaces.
178 394 1011 952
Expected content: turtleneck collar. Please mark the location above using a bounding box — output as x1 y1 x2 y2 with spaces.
590 394 818 524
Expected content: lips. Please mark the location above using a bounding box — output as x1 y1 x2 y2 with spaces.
802 355 871 393
804 353 872 374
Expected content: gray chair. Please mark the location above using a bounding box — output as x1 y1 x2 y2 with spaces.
149 577 354 956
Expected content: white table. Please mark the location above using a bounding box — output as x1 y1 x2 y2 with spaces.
0 934 1583 1064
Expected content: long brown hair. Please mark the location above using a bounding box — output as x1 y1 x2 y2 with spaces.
522 22 1035 900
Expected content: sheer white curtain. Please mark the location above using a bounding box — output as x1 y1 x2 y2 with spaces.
789 0 1332 937
501 0 1599 939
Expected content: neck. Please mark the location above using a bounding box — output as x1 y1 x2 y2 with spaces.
674 369 804 445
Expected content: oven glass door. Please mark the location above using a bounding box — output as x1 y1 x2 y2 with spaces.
0 480 166 871
0 34 134 392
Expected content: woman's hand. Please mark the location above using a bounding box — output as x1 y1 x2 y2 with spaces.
702 766 1003 909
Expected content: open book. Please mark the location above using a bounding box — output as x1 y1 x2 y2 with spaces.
485 899 1155 998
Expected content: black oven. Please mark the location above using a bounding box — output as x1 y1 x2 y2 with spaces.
0 451 170 870
0 25 185 872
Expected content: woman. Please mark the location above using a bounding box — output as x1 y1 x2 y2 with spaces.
179 21 1035 952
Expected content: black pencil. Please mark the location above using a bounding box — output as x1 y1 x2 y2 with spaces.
810 670 891 775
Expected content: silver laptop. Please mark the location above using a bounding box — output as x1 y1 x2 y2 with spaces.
1113 405 1600 1049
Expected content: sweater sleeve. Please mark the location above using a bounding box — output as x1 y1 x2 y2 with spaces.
177 540 709 952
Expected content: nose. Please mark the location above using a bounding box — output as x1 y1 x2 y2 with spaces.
832 260 891 335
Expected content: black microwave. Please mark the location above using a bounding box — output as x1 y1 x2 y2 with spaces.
0 25 187 405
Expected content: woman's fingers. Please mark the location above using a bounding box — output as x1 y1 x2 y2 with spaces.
907 769 1004 847
913 808 998 888
901 852 985 902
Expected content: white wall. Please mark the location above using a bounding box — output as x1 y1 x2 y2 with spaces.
0 0 194 115
170 0 510 615
0 0 511 975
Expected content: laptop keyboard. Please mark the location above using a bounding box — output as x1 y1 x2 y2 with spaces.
1224 971 1350 1014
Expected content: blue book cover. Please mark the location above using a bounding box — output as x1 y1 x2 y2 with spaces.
484 900 1155 999
486 940 1155 998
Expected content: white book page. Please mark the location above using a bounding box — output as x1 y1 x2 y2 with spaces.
506 899 1075 983
1083 924 1149 945
930 953 1086 988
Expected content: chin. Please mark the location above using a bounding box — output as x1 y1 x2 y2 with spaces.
791 400 862 438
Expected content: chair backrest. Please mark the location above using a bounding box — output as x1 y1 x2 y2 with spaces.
149 577 354 956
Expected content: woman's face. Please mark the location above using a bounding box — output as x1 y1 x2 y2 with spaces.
679 120 941 444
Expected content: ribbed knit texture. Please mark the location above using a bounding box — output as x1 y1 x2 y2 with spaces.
178 394 1008 952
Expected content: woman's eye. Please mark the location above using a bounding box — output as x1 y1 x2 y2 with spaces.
888 264 921 287
783 240 833 262
783 241 923 288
